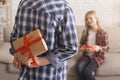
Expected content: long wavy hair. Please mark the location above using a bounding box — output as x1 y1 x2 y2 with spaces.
83 10 104 37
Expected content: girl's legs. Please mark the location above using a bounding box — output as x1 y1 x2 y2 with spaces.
83 59 98 80
76 58 89 80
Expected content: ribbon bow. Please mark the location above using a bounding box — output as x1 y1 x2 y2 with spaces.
15 35 43 66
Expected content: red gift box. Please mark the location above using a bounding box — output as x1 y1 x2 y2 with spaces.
80 45 95 53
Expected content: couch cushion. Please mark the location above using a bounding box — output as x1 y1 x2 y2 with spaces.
96 53 120 76
0 63 19 80
7 63 20 73
76 26 120 53
4 26 12 42
0 42 13 63
105 27 120 53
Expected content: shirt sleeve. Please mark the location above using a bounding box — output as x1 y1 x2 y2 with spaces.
46 7 78 68
9 19 18 55
100 32 109 52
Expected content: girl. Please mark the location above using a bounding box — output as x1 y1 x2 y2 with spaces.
76 10 109 80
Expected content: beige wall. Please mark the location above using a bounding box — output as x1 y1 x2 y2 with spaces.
12 0 120 27
11 0 20 25
68 0 120 27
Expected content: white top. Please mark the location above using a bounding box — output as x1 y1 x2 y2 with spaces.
87 30 96 46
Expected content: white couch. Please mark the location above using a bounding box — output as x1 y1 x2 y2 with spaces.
67 26 120 80
0 25 19 80
0 26 120 80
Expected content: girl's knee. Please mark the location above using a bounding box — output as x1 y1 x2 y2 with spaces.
83 68 92 76
76 64 85 74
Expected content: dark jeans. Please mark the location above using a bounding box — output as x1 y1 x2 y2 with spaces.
76 58 98 80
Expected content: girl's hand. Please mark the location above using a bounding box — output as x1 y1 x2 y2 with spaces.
92 45 101 52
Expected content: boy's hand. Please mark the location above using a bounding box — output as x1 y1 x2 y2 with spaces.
22 56 51 68
12 54 21 69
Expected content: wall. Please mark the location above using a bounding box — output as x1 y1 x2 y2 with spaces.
67 0 120 27
11 0 20 25
11 0 120 27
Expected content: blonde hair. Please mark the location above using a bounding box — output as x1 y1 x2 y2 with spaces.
83 10 104 36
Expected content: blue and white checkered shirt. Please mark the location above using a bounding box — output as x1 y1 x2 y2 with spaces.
10 0 78 80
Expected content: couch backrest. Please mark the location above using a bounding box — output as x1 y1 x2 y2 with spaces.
4 25 120 51
106 27 120 53
4 25 120 52
76 26 120 53
4 25 12 42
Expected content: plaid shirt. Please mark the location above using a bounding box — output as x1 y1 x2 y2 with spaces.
9 0 78 80
80 28 109 67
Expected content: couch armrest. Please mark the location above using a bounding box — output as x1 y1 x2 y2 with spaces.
0 42 13 63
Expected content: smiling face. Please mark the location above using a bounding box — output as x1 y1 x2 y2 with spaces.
85 14 97 29
84 10 103 31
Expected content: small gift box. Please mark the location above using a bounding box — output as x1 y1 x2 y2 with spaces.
13 29 48 66
80 45 95 53
80 45 95 59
